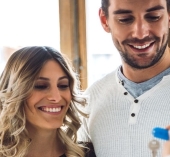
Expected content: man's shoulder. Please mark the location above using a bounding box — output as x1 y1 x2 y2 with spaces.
95 70 116 83
85 70 117 94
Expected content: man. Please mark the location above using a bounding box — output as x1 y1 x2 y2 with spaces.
82 0 170 156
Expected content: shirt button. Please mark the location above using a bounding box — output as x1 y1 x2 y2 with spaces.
124 92 128 95
134 99 138 103
131 113 135 117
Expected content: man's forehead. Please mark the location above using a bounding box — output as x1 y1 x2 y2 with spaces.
109 0 166 6
108 0 166 12
109 0 165 3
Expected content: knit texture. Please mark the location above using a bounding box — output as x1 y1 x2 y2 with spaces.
80 69 170 157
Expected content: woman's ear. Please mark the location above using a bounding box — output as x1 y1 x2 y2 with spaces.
99 8 110 33
168 12 170 28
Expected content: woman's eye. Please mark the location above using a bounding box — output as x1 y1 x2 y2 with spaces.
34 85 48 90
146 16 160 22
118 17 133 24
58 84 69 89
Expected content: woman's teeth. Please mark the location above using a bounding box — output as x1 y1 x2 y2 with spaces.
41 107 61 112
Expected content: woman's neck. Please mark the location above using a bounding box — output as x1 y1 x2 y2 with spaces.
25 126 65 157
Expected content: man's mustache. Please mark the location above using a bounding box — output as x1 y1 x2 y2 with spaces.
122 36 160 44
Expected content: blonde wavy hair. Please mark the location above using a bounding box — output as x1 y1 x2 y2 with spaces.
0 46 88 157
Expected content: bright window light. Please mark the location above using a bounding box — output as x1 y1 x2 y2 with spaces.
0 0 60 74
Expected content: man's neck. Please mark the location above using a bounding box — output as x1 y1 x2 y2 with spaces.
122 46 170 83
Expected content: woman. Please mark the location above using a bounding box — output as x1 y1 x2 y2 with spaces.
0 46 96 157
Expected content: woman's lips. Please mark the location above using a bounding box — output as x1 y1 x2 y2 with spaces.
38 106 63 113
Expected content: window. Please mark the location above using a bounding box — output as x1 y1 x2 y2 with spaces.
86 0 121 86
0 0 60 74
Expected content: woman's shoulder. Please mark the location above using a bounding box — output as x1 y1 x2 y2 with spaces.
79 142 96 157
60 142 96 157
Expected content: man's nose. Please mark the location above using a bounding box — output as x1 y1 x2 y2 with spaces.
131 19 150 40
47 88 62 102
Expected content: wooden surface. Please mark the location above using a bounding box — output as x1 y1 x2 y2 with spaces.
59 0 87 89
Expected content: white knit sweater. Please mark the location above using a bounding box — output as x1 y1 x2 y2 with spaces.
80 70 170 157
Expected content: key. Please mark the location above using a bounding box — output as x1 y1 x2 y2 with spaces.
148 139 160 157
152 127 169 140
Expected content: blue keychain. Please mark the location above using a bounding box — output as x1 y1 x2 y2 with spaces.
152 127 169 141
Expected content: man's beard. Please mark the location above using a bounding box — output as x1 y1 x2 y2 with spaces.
118 34 169 69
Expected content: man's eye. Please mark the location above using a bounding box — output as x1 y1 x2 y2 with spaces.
34 85 47 90
118 18 133 24
58 84 69 89
146 16 160 22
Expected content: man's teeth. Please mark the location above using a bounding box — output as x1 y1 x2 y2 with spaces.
41 107 61 112
133 43 150 49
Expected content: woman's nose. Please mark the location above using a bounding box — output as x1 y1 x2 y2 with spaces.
47 88 62 102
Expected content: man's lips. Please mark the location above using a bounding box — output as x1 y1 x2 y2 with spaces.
128 41 155 51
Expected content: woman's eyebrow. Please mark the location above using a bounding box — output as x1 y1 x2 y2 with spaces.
36 76 69 81
58 76 69 81
37 77 49 81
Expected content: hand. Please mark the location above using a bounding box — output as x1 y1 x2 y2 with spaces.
162 126 170 157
